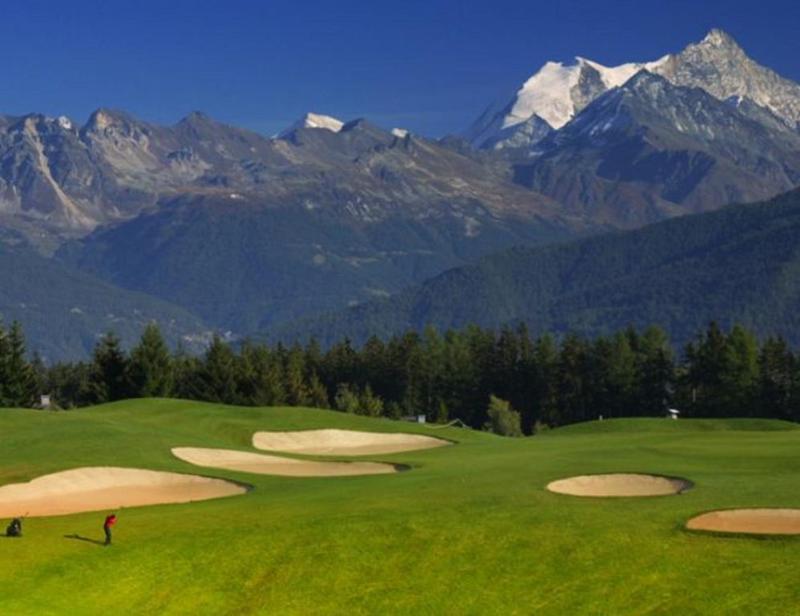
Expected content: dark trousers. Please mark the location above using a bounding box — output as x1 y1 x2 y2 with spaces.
104 526 112 545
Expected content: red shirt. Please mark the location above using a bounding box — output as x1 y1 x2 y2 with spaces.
104 515 117 528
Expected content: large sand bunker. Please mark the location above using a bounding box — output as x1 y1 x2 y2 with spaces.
172 447 400 476
0 467 247 518
546 473 692 497
687 509 800 535
252 429 450 456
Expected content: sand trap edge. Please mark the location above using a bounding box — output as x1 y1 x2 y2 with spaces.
0 467 253 518
172 447 411 477
251 428 454 456
684 507 800 538
546 472 694 498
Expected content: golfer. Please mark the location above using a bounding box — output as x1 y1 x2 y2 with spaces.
103 513 117 546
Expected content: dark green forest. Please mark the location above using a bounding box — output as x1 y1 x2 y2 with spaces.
276 188 800 349
2 320 799 435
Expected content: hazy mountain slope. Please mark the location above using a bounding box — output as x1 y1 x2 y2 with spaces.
273 188 800 347
62 194 573 334
0 238 208 361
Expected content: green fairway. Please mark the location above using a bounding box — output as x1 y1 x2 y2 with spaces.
1 401 800 614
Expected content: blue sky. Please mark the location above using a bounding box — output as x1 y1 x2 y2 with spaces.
1 0 798 136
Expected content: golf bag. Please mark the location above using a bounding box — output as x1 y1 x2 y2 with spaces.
6 518 22 537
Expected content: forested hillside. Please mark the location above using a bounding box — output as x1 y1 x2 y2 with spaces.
279 188 800 347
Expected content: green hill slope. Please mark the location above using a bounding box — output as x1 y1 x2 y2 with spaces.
2 399 800 613
546 417 800 436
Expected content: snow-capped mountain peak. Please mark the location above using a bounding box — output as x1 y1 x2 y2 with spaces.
464 28 800 149
464 54 667 149
278 112 344 138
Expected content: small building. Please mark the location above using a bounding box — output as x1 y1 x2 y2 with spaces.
39 394 52 410
667 408 680 420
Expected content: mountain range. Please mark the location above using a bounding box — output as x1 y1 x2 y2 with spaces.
1 28 800 359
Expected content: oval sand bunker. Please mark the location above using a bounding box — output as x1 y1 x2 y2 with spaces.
547 473 691 497
252 429 449 456
172 447 399 477
687 509 800 535
0 467 247 518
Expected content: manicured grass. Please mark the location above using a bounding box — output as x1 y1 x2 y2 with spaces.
1 400 800 614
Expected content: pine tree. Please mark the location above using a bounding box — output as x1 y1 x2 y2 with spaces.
89 332 130 403
284 346 310 406
307 372 329 409
129 323 174 398
334 383 360 413
722 324 759 416
198 335 238 403
0 322 36 407
757 337 794 419
636 326 675 415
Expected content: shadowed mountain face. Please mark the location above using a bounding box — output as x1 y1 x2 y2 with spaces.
272 188 800 348
54 119 581 333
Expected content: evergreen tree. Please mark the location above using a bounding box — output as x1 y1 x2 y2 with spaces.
334 383 360 413
636 326 675 415
128 323 174 398
89 332 130 403
284 346 310 406
0 322 37 407
757 337 794 419
307 372 330 409
238 343 285 406
197 335 238 403
721 325 759 416
532 334 559 427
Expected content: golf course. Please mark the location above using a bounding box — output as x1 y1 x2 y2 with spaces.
1 400 800 614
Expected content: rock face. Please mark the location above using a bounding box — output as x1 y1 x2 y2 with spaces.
655 29 800 130
514 72 800 226
62 121 577 333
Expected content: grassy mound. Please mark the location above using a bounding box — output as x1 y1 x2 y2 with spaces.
546 417 800 436
1 400 800 613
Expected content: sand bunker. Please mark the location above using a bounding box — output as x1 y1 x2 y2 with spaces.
252 429 450 456
172 447 400 477
0 467 247 518
546 473 691 497
687 509 800 535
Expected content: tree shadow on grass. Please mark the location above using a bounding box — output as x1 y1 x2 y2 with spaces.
64 534 106 546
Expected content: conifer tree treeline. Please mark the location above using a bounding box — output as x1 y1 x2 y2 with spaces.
3 321 800 432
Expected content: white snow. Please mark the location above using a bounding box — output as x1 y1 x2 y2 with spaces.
504 56 670 131
391 128 409 138
57 116 73 130
302 112 344 132
279 112 344 137
504 61 580 130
